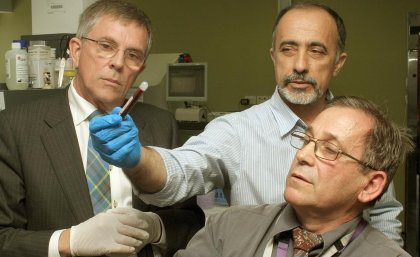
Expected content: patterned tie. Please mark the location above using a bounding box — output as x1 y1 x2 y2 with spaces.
292 227 323 257
86 111 111 215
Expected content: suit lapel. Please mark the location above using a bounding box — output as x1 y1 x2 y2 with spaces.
40 90 94 222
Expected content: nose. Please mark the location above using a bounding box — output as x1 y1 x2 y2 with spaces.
295 140 316 166
109 49 125 70
293 50 309 74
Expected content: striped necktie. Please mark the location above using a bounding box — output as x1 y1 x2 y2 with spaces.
86 111 111 214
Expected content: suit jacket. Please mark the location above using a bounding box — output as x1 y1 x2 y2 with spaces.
175 203 410 257
0 88 204 257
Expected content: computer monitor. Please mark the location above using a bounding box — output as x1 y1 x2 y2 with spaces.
166 63 207 102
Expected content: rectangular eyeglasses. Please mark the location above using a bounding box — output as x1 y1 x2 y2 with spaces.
290 130 377 170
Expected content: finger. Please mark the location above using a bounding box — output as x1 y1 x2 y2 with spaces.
108 207 140 216
90 114 122 132
116 211 145 226
112 107 122 115
106 242 137 255
95 140 138 166
108 130 138 151
91 130 136 157
111 140 139 160
117 224 150 241
91 125 132 144
121 113 134 123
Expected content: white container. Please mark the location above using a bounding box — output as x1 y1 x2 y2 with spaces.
28 41 51 89
45 48 57 89
62 58 76 87
5 41 29 90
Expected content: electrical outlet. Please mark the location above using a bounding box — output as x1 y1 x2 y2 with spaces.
256 96 269 104
243 96 256 105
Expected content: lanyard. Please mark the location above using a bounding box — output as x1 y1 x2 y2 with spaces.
331 219 367 257
275 220 367 257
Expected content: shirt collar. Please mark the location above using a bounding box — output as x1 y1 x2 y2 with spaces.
272 203 301 235
326 89 334 101
321 216 361 251
269 88 334 137
269 88 305 137
68 81 98 126
273 203 362 254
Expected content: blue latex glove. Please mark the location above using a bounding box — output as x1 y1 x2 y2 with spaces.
89 107 141 168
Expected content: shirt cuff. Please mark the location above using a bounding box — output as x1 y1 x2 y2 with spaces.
151 215 167 257
48 229 65 257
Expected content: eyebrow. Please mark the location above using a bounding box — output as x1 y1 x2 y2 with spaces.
309 41 328 53
99 36 145 54
279 40 328 52
306 126 314 135
279 40 298 48
306 126 340 144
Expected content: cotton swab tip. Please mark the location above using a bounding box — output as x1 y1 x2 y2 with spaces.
139 81 149 91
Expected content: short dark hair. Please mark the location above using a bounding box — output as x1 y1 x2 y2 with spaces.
272 2 346 55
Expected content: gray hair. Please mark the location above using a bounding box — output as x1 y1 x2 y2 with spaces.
76 0 153 58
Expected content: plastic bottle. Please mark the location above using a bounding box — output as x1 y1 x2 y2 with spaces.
13 39 28 51
62 57 76 86
28 40 51 89
4 41 29 90
44 48 57 89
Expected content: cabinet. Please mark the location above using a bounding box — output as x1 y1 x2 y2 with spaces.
0 0 12 13
0 88 64 110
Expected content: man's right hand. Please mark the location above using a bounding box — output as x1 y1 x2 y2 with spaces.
68 208 149 256
90 107 142 169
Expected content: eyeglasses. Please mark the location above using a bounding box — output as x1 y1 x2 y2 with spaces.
290 131 377 170
81 37 145 69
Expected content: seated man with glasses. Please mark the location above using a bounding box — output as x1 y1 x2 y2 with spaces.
174 96 414 257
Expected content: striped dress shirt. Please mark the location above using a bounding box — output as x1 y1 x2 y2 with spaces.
141 87 403 245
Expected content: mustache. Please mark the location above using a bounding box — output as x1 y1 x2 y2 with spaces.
283 73 317 86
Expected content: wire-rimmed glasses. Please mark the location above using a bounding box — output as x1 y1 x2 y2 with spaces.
81 37 145 69
290 130 377 170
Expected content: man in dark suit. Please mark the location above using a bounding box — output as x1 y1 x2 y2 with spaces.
0 0 203 256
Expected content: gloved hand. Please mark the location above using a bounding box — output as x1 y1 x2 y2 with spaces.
70 208 149 256
108 207 163 246
90 107 141 168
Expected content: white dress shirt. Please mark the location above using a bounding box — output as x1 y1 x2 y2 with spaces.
47 82 139 257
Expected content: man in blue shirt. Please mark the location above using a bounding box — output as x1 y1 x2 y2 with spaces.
90 2 405 245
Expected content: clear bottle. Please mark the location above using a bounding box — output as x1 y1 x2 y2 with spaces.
62 58 76 86
5 41 29 90
43 47 57 89
28 40 51 89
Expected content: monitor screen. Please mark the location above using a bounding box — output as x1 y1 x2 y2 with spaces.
166 63 207 102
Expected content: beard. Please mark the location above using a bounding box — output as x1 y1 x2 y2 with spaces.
278 73 324 105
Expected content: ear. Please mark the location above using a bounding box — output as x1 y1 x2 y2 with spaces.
68 37 82 69
357 171 387 204
332 52 347 76
270 47 275 65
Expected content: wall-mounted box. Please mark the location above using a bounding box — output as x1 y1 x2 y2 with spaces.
0 0 13 13
31 0 95 34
